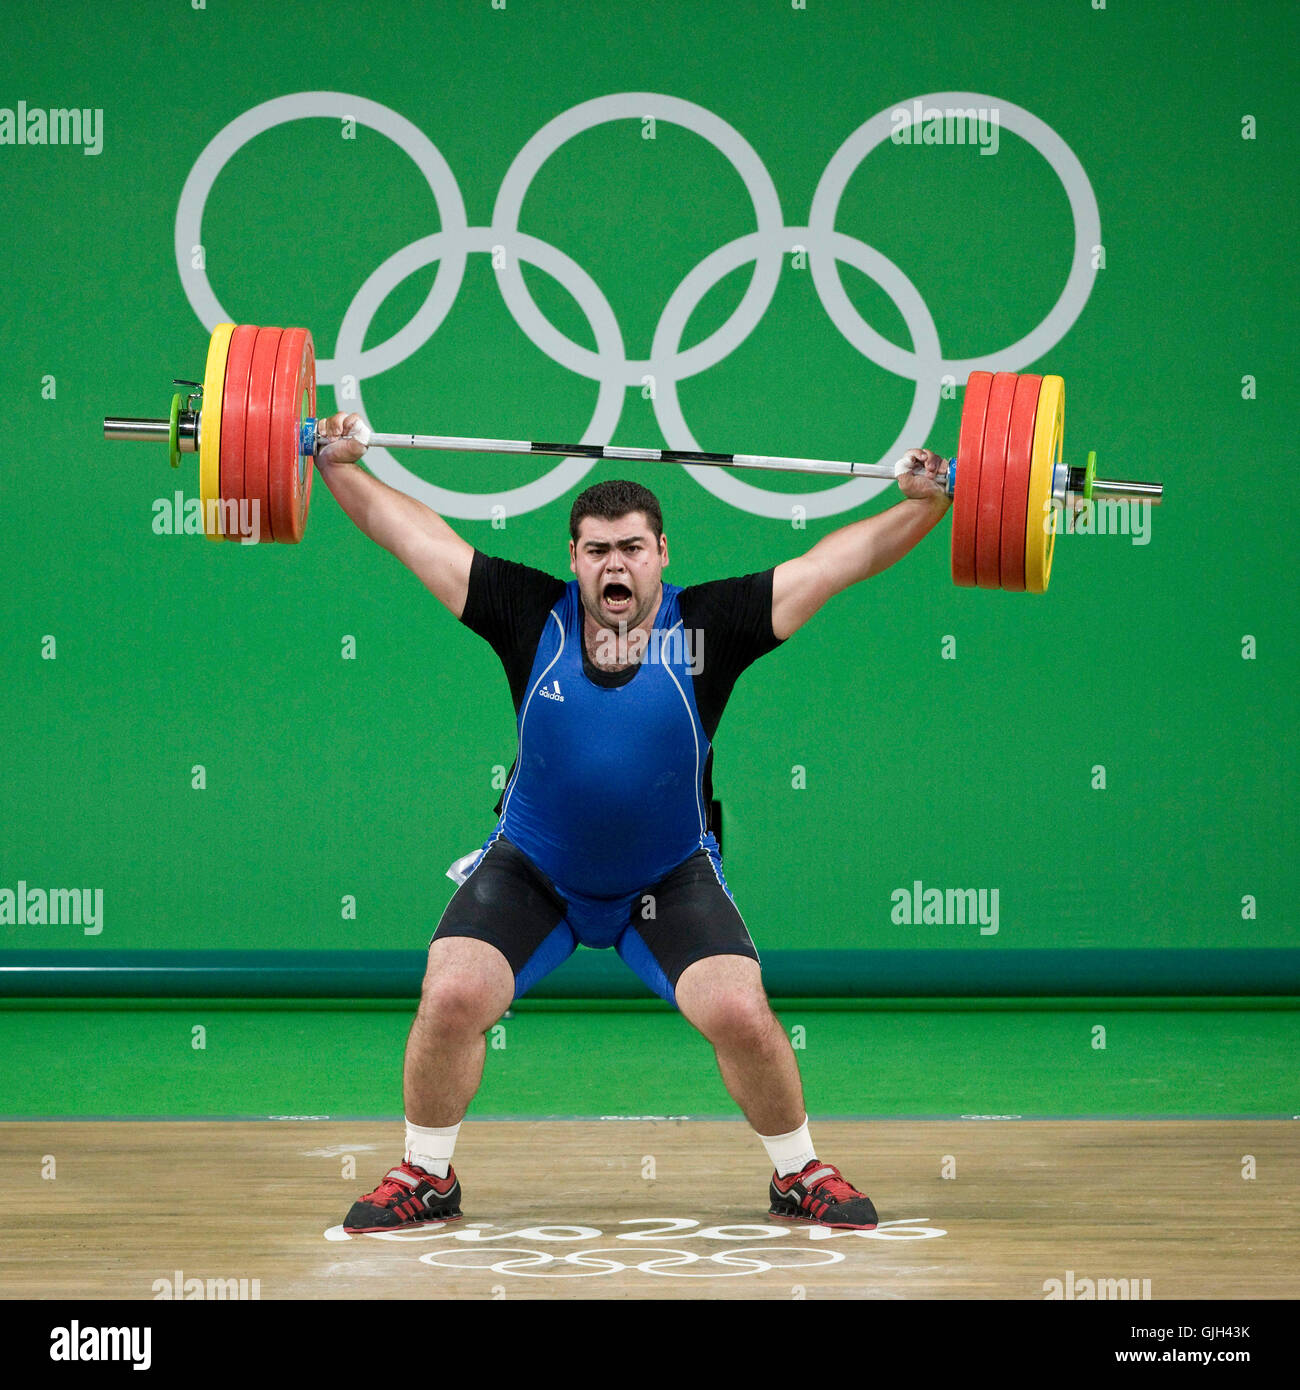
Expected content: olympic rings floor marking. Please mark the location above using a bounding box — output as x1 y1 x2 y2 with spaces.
417 1245 845 1279
321 1216 948 1278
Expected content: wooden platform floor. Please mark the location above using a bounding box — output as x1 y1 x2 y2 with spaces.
2 1120 1296 1300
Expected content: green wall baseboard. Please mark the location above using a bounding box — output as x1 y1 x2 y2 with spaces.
2 949 1296 999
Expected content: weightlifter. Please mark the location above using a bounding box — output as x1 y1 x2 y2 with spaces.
315 413 950 1231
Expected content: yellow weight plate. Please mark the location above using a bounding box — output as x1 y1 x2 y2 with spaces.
200 323 236 542
1024 374 1064 593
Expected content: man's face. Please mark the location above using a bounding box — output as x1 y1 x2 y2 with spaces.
569 511 669 630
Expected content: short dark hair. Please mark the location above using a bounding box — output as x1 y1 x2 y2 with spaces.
569 479 663 543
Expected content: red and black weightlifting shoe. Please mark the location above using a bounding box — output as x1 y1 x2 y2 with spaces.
343 1161 462 1233
769 1159 878 1229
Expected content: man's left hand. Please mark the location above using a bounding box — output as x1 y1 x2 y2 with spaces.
895 448 950 503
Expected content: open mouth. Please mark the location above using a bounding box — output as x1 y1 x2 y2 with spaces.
602 582 633 614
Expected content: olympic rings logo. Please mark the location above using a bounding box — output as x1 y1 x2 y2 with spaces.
322 1214 946 1279
419 1245 843 1280
177 91 1099 521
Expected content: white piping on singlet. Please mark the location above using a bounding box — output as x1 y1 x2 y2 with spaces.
658 618 707 846
658 617 759 959
499 609 566 824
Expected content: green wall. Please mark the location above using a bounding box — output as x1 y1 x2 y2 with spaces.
1 1 1295 979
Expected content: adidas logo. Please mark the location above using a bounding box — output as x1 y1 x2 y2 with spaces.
538 679 564 702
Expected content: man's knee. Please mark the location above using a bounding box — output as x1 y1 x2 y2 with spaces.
676 956 775 1045
700 991 776 1046
418 936 514 1034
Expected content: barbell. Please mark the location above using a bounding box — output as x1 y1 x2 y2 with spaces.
103 323 1164 592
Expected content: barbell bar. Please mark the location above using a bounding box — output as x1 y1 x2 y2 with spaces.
103 323 1164 589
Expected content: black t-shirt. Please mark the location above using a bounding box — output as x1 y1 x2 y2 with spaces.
459 548 785 816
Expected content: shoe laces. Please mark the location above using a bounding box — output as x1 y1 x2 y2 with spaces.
362 1162 428 1205
800 1162 860 1204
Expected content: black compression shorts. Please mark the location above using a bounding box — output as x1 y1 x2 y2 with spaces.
431 832 760 1006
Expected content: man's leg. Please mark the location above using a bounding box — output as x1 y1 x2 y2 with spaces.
674 953 804 1136
343 939 514 1232
404 935 515 1129
405 835 570 1136
343 836 570 1231
675 952 877 1227
618 844 879 1229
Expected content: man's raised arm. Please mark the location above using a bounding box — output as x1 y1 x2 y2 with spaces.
314 411 474 619
770 447 951 640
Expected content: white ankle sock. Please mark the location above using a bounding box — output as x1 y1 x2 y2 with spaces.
404 1119 461 1179
758 1116 817 1177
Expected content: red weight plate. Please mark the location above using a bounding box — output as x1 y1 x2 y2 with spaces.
219 325 258 540
244 327 283 545
974 372 1019 589
951 372 992 586
268 328 315 544
999 374 1042 592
